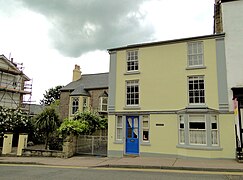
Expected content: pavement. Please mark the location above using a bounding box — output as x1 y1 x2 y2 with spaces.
1 155 243 172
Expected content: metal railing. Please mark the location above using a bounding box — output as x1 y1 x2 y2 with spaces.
76 135 107 156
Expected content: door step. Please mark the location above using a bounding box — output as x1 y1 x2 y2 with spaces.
123 154 139 158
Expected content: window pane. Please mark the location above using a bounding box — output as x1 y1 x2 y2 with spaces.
117 128 122 140
189 130 206 144
187 42 203 67
179 129 185 144
189 122 205 129
143 130 149 141
127 128 132 138
143 120 149 128
117 116 122 127
126 80 139 105
180 124 184 128
127 50 138 71
211 130 218 145
188 76 205 104
212 123 217 129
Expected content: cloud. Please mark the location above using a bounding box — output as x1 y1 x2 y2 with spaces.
18 0 155 57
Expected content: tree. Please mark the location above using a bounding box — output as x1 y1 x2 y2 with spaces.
40 85 63 105
35 106 60 149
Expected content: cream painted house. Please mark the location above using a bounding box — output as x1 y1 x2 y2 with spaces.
107 33 236 159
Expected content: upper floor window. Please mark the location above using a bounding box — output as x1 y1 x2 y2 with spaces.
126 80 139 106
187 41 203 67
127 50 138 72
188 76 205 104
99 97 108 112
71 97 79 114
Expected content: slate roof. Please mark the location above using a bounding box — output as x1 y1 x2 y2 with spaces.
61 73 109 96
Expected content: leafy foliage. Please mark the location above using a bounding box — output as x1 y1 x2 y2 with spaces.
35 106 60 149
73 111 106 135
40 85 63 105
0 106 32 134
58 111 108 138
57 118 89 137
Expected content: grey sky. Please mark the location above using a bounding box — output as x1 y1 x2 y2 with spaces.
0 0 214 102
17 0 154 57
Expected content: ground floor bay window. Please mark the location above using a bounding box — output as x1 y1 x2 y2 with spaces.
178 113 219 148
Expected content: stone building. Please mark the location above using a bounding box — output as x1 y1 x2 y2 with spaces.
59 65 109 121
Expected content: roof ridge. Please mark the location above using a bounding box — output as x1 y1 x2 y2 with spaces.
82 72 109 76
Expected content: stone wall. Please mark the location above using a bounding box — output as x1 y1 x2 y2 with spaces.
22 149 64 158
89 88 108 112
62 134 77 158
59 91 70 121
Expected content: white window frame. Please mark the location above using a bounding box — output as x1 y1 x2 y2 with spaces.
126 80 139 106
116 116 123 141
187 41 204 67
71 97 79 115
99 96 108 112
188 76 205 105
211 115 219 146
179 115 185 144
83 97 88 112
178 114 219 148
142 115 150 142
127 50 138 72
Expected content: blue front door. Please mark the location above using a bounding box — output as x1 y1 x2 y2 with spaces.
125 116 139 155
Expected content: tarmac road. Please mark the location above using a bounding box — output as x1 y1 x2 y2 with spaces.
1 164 243 180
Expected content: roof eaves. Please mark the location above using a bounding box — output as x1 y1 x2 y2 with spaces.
108 33 225 52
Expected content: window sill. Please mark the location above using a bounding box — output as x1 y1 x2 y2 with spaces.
124 71 140 75
114 140 123 144
186 66 206 70
186 104 207 109
141 142 151 146
177 144 222 151
123 106 141 110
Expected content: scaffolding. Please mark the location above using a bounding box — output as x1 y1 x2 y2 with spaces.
0 55 32 112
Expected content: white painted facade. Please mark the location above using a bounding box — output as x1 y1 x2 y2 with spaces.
222 0 243 110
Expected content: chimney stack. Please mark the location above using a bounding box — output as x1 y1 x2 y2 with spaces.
214 0 223 34
72 64 81 81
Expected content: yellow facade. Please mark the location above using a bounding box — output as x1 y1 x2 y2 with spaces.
108 35 236 159
114 39 219 111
